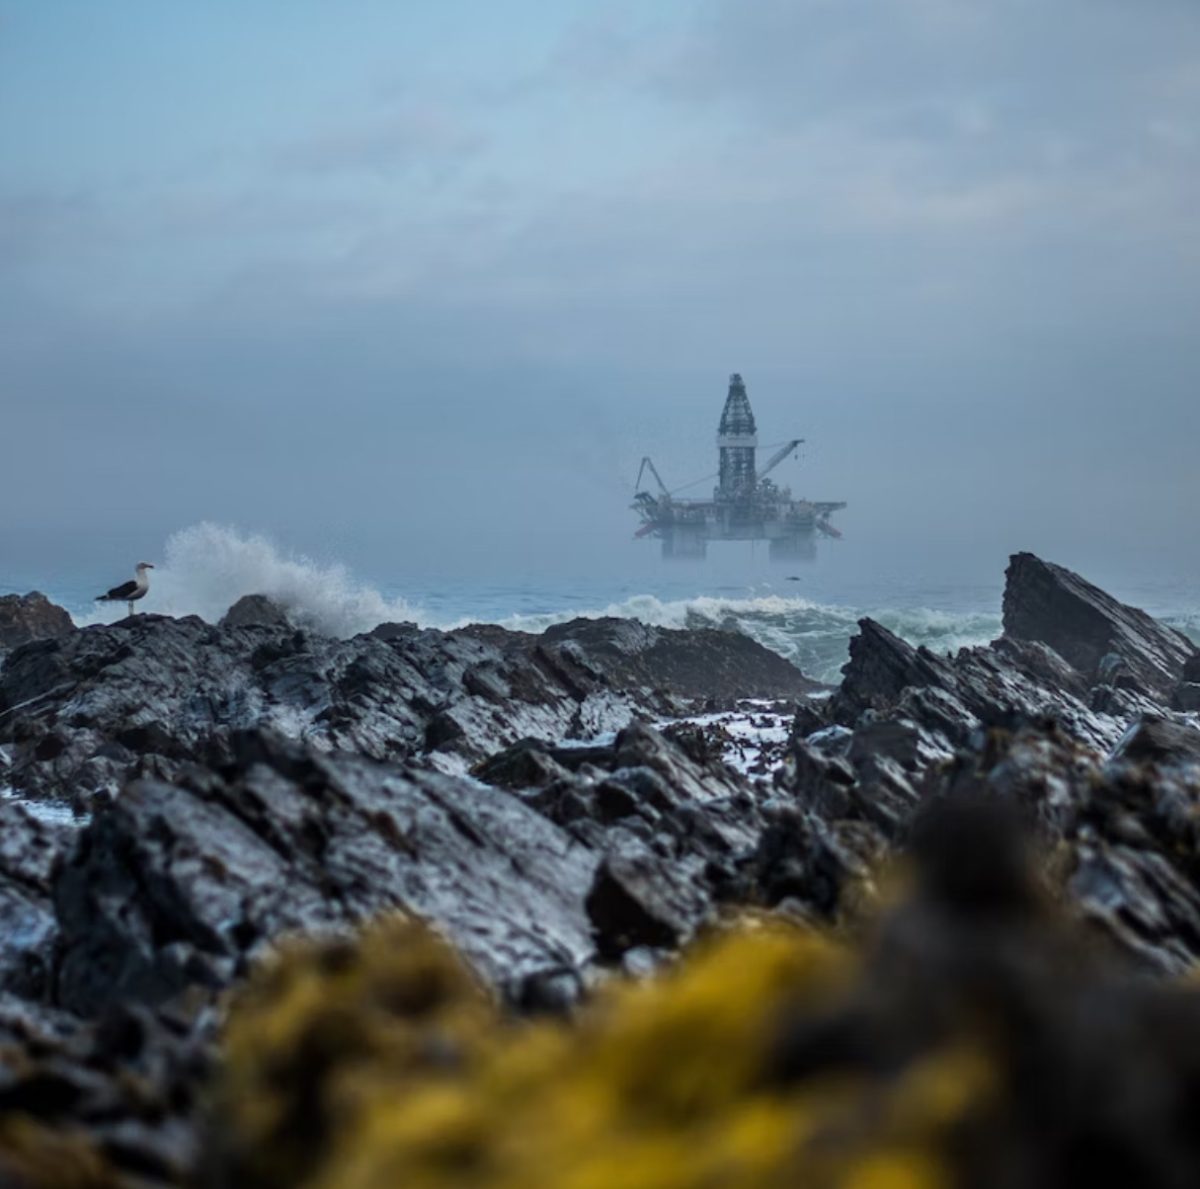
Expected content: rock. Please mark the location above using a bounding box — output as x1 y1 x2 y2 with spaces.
824 616 1125 791
1172 683 1200 713
2 546 1198 1183
0 591 73 651
218 594 291 630
749 807 882 916
1003 552 1196 695
1110 715 1200 767
585 836 711 959
930 719 1200 974
828 618 956 724
0 987 208 1186
53 730 599 1017
0 613 817 804
534 617 824 703
0 798 82 999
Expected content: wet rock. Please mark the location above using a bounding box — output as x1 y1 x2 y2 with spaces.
585 835 711 959
53 730 599 1017
0 591 74 651
930 720 1200 974
1 613 815 804
218 594 291 630
0 798 81 999
1172 683 1200 713
1110 715 1200 767
1003 552 1195 696
749 807 882 917
535 617 824 703
829 618 956 724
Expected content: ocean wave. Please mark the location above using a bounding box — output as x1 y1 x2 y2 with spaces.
73 524 1004 683
77 523 426 639
485 594 1001 684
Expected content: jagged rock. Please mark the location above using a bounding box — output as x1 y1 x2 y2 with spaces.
931 720 1200 974
749 806 882 916
53 730 598 1017
585 835 711 958
535 617 824 703
1172 683 1200 713
0 799 81 999
0 591 73 651
1110 715 1200 767
0 613 815 803
829 617 957 724
1003 552 1196 695
218 594 291 630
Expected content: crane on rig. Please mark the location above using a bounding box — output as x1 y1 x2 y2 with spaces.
758 439 804 482
631 375 845 560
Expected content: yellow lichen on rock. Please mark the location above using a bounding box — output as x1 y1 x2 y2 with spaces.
212 915 990 1189
0 1117 120 1189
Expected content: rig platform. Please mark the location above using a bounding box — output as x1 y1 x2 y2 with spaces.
632 373 846 561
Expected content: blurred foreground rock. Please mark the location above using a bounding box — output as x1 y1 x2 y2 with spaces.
202 804 1200 1189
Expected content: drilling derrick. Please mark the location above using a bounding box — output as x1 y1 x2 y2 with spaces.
717 373 757 499
632 372 846 561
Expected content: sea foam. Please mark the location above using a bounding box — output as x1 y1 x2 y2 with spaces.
79 523 425 638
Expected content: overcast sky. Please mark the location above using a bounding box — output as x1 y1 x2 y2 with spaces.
2 1 1198 582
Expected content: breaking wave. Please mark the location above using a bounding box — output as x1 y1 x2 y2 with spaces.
489 595 1001 684
78 523 426 638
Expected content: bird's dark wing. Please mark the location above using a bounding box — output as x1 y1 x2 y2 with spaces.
97 579 138 601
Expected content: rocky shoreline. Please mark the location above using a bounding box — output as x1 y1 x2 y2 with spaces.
0 554 1198 1184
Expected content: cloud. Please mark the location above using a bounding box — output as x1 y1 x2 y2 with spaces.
271 105 486 177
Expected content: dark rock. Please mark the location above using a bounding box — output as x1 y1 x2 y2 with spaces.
535 616 823 703
1 612 816 805
0 798 82 999
1171 683 1200 713
472 740 573 790
829 618 956 724
0 987 208 1185
745 804 885 924
1003 552 1196 696
929 719 1200 974
1110 715 1200 767
218 594 291 630
0 592 74 651
53 730 598 1017
585 836 711 959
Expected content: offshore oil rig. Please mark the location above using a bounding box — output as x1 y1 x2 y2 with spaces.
632 373 846 560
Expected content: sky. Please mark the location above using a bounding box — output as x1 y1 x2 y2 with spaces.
2 0 1198 586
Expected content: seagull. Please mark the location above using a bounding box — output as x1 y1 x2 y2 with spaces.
95 562 154 616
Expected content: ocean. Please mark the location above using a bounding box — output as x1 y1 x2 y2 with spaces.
5 522 1198 686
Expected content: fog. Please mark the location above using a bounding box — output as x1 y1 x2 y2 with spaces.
2 1 1198 591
